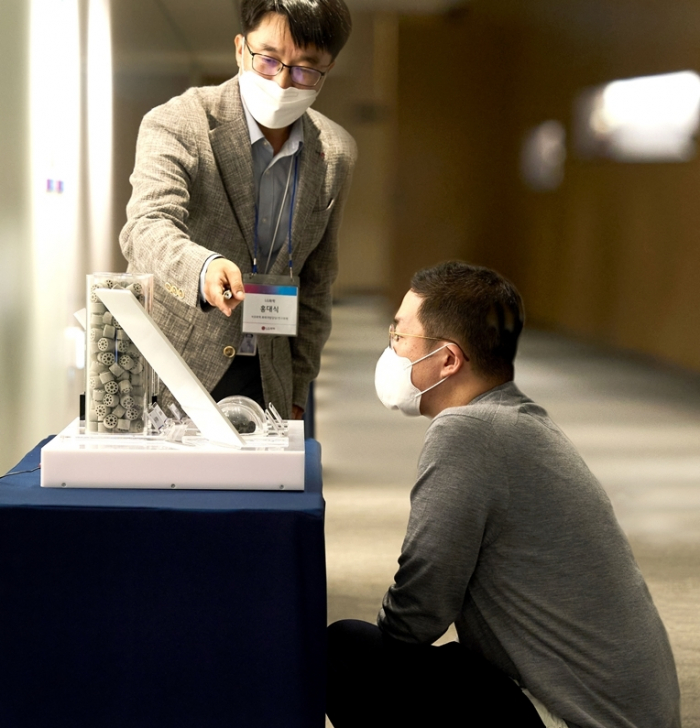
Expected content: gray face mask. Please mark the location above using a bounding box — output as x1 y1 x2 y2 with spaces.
374 345 450 417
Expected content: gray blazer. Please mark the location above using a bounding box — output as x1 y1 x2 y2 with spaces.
120 76 356 417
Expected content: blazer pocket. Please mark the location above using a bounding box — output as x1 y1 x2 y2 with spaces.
316 196 336 212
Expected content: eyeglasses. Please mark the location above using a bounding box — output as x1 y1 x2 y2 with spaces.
388 325 451 349
245 41 327 88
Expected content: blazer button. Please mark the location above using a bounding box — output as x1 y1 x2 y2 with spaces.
223 346 236 358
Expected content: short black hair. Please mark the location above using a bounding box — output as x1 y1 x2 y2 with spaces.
410 261 525 381
240 0 352 59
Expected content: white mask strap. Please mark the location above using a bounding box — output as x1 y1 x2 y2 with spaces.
408 344 451 397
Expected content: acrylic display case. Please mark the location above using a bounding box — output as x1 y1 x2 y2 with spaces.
85 273 153 434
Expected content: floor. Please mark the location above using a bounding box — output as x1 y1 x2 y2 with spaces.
317 297 700 728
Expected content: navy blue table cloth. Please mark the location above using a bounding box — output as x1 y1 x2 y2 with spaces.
0 438 326 728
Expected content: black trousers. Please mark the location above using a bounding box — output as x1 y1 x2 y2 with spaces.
326 620 545 728
210 354 265 408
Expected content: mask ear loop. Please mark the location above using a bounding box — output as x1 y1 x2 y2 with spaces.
406 344 453 398
407 343 450 367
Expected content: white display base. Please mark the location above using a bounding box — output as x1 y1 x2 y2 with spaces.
41 419 305 491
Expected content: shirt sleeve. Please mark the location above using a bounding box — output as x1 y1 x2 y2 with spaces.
377 412 505 645
199 253 222 309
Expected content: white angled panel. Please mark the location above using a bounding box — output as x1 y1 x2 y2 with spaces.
97 288 244 447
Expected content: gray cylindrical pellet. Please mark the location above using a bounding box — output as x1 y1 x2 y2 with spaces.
99 371 115 384
118 371 130 381
90 314 103 326
103 324 116 339
97 338 110 352
116 340 129 353
117 419 130 431
95 404 107 418
93 302 106 314
105 380 119 394
104 414 117 429
118 380 132 394
120 355 133 370
120 395 134 409
102 311 113 325
109 363 124 377
112 404 126 418
103 393 117 407
97 423 107 433
116 329 128 341
93 389 105 402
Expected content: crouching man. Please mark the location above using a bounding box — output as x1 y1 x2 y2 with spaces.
326 261 680 728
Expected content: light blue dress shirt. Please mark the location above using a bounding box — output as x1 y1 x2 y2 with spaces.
200 96 304 303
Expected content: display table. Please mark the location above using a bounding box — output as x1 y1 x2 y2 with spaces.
0 438 326 728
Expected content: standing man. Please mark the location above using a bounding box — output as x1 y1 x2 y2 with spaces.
327 261 680 728
120 0 356 418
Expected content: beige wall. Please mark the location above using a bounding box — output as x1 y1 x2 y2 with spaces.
0 0 32 472
510 20 700 371
314 13 398 296
392 13 520 300
392 7 700 373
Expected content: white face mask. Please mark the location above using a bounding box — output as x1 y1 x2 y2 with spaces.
238 68 318 129
374 345 451 417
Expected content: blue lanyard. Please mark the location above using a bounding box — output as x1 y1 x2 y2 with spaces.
252 154 299 278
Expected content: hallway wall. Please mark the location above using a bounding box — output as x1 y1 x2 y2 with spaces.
392 5 700 373
392 12 519 300
0 0 32 472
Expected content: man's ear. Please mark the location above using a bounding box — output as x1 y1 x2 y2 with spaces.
235 34 245 68
442 345 467 377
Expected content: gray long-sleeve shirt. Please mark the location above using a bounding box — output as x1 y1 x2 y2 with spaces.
378 382 680 728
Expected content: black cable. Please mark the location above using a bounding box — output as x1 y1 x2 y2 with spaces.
0 465 41 480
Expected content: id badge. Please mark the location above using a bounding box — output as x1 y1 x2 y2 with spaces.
241 273 300 337
237 333 258 356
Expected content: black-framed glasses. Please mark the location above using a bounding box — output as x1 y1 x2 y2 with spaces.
245 41 327 88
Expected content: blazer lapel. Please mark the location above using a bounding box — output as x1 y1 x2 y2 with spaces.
284 116 326 270
209 78 257 260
